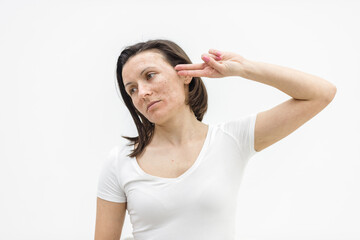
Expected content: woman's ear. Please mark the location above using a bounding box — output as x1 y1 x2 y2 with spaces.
183 76 193 85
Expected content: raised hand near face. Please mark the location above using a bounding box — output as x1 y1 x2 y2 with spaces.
174 49 248 79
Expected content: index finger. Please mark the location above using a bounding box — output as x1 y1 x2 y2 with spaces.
174 63 205 71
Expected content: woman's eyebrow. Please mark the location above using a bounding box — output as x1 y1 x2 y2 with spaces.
125 66 156 87
125 82 133 87
139 66 155 76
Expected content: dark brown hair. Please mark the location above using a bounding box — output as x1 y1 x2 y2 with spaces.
116 39 208 158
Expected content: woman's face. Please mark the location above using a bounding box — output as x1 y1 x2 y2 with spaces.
122 50 192 124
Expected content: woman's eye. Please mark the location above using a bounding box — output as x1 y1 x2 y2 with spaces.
129 88 136 95
147 72 155 80
128 73 154 96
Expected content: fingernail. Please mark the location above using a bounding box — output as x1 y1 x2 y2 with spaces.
216 56 221 61
203 56 210 62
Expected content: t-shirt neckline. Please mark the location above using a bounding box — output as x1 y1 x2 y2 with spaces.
129 124 212 182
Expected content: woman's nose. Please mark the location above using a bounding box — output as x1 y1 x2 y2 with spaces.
138 83 152 98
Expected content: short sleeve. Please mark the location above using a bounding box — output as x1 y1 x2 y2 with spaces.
97 146 127 203
219 113 258 160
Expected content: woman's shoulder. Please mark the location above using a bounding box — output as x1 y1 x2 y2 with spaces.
213 113 257 128
107 140 133 162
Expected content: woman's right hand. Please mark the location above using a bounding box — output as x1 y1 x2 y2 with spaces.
174 49 249 79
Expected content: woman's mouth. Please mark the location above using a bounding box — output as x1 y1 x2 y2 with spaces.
147 100 161 111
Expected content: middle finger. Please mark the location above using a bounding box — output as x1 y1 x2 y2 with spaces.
174 54 219 70
174 62 205 71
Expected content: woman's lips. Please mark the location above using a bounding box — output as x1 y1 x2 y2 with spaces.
147 100 160 111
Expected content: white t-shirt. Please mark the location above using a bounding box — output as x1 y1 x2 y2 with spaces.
97 113 258 240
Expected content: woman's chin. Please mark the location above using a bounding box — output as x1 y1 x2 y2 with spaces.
146 112 164 124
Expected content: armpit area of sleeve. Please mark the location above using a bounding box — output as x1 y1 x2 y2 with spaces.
97 192 127 203
248 112 258 158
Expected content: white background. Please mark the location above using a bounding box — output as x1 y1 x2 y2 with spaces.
0 0 359 239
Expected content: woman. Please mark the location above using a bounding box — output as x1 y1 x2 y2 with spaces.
95 39 336 240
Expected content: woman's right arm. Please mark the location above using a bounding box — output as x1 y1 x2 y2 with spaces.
94 197 127 240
